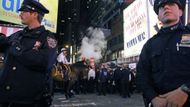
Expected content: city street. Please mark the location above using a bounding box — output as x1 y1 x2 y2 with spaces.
51 93 144 107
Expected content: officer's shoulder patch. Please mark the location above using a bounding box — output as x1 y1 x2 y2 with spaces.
47 36 57 48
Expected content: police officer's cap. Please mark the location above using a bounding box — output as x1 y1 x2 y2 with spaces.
18 0 49 15
154 0 183 14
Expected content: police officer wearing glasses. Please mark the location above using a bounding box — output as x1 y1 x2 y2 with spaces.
0 0 57 107
137 0 190 107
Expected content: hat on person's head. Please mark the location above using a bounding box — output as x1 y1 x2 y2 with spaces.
18 0 49 15
154 0 183 14
61 48 67 51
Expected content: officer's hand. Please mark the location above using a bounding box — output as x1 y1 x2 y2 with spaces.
151 96 167 107
160 88 188 107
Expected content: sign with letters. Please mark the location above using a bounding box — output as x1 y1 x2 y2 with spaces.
123 0 148 57
0 0 23 24
0 0 58 33
39 0 58 33
123 0 160 58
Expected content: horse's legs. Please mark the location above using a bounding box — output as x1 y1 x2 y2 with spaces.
63 80 69 99
67 80 75 98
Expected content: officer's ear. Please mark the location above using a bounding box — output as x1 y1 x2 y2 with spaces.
34 12 39 17
157 15 159 20
178 9 183 17
157 9 161 21
30 12 38 19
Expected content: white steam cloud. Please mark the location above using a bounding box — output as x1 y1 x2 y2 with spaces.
79 27 107 61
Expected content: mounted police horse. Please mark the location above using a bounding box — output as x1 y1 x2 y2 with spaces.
51 61 89 99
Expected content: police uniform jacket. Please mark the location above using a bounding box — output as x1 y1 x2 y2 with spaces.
0 26 57 103
137 22 190 103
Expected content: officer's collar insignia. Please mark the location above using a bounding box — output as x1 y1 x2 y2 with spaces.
158 1 162 6
47 36 57 48
33 41 41 50
35 31 41 34
181 34 190 44
170 25 178 30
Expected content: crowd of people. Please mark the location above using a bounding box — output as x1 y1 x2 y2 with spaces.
54 46 138 99
1 0 190 107
55 62 138 99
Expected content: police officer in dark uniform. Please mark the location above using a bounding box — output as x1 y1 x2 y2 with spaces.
120 65 131 98
137 0 190 107
0 0 57 107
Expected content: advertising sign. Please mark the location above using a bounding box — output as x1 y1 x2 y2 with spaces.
0 0 23 24
147 0 161 38
0 0 58 32
39 0 58 32
188 0 190 24
123 0 148 58
123 0 160 58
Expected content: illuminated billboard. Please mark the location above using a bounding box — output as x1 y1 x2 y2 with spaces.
39 0 58 33
0 0 23 24
123 0 159 58
148 0 161 38
188 1 190 24
0 0 58 33
123 0 148 58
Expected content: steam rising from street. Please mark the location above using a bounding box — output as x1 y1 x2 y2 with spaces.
79 27 107 61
